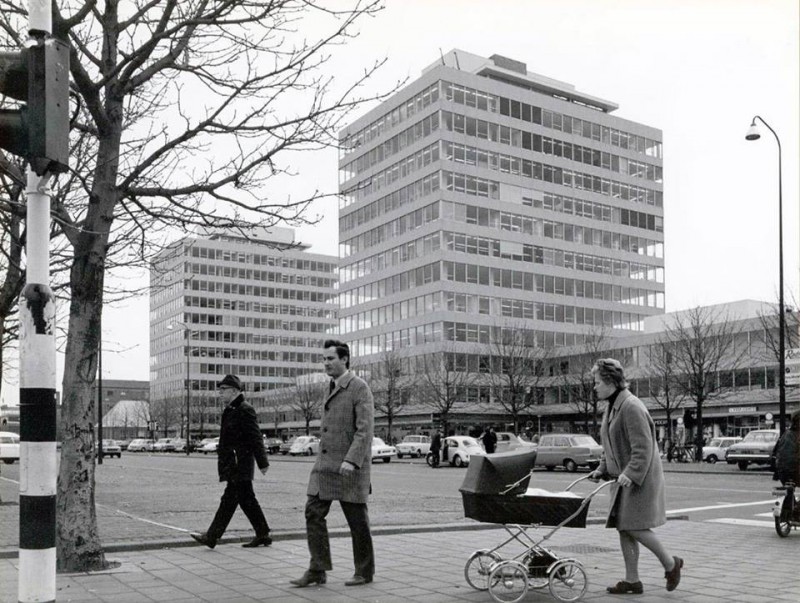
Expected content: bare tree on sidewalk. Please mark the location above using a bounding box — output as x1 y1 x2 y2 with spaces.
372 349 409 444
560 328 609 438
1 0 397 571
291 376 327 436
485 324 551 433
664 306 748 461
645 339 686 452
415 346 475 436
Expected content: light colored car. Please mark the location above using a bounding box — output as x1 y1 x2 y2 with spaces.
444 436 485 468
127 438 154 452
702 436 742 464
493 432 537 454
396 435 431 458
200 437 220 454
725 429 780 470
99 439 122 459
280 437 297 455
153 437 181 452
289 435 320 456
0 431 20 464
371 437 397 463
534 433 603 472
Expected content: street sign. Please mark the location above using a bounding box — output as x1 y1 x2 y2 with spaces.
785 348 800 387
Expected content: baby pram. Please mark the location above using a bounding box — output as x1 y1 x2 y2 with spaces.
459 449 613 603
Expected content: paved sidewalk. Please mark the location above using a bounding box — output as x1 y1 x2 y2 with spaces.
2 518 799 602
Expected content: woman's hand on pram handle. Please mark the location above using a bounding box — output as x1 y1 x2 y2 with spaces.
588 470 617 483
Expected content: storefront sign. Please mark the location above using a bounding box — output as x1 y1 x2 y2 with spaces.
728 406 757 414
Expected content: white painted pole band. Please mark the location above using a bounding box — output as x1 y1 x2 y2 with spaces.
25 171 50 285
18 549 56 603
19 442 57 496
27 0 51 36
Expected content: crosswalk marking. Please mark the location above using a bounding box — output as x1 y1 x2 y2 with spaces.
707 518 776 528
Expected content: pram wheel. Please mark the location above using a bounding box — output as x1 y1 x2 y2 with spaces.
521 550 554 589
487 560 528 603
464 549 501 591
548 559 588 602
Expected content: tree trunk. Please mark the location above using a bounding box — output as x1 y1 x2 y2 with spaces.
694 400 704 462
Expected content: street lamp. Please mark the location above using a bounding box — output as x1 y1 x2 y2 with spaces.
746 115 786 435
168 321 194 454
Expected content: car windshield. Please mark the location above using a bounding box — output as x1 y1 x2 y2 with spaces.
372 438 386 446
744 431 776 442
570 436 598 446
707 439 722 447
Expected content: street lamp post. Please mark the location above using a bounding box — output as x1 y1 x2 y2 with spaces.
168 321 193 454
746 115 786 435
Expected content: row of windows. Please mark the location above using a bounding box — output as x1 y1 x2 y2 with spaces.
442 82 662 158
340 175 439 229
340 201 439 258
340 82 440 156
340 232 441 284
189 245 335 273
338 262 441 305
186 279 336 303
443 142 662 207
535 192 663 233
341 112 440 181
188 262 336 288
441 202 663 258
338 292 442 334
186 297 332 319
443 261 664 307
344 142 439 204
442 111 662 182
165 328 328 348
183 312 329 332
179 345 322 364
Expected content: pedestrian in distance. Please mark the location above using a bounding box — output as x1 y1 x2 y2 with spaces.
190 374 271 549
291 340 375 588
588 358 683 595
481 425 497 454
430 429 442 468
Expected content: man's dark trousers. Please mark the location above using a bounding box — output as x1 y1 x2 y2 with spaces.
208 480 269 540
305 494 374 578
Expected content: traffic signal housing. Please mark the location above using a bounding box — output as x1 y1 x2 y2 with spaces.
0 39 69 175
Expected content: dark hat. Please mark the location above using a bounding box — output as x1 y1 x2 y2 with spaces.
217 374 242 390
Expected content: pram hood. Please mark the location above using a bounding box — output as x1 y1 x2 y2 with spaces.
459 448 537 496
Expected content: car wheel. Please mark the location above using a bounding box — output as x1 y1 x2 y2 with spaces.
383 457 390 463
305 448 312 456
426 452 435 467
545 465 555 471
737 461 749 471
454 455 465 468
417 449 423 458
707 455 718 464
564 459 577 473
397 452 403 459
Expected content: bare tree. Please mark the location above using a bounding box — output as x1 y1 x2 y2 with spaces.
291 377 327 436
415 346 475 436
664 306 748 461
560 328 609 438
1 0 396 570
371 349 409 444
757 299 800 365
151 395 181 438
645 339 686 450
486 324 551 433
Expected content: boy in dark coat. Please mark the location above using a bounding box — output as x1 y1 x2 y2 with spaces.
190 374 271 548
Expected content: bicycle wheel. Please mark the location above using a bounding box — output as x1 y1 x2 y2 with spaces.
548 559 588 602
775 516 791 537
488 560 529 603
464 550 501 591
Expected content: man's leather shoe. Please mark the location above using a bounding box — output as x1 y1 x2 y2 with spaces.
665 556 683 592
242 534 272 548
190 532 217 549
290 570 326 587
606 580 643 594
344 575 373 586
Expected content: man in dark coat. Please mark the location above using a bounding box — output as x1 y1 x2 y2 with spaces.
291 340 375 588
482 426 497 454
190 374 271 549
430 429 442 468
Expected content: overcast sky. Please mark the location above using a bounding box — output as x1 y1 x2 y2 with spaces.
5 0 799 402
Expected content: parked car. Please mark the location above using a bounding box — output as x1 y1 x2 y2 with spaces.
289 435 320 456
264 437 282 454
0 431 20 464
493 432 537 454
443 436 485 468
371 437 397 463
127 438 154 452
118 439 132 451
172 438 187 452
533 433 603 472
725 429 780 470
396 435 431 458
199 437 220 454
153 437 183 452
280 437 297 455
702 436 742 464
99 439 122 459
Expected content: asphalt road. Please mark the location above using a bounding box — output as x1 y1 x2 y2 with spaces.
0 452 780 549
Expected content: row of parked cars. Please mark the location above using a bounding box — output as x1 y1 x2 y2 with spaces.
701 429 780 470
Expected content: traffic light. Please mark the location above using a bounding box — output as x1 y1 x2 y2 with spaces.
0 38 69 175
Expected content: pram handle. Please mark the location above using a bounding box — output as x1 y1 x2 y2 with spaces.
565 473 616 500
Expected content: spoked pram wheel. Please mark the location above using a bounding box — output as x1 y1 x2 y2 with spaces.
547 559 588 602
487 560 528 603
464 549 501 590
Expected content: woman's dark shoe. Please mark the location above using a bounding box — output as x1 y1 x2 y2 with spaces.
665 556 683 591
606 580 643 594
290 570 326 587
190 532 217 549
242 534 272 548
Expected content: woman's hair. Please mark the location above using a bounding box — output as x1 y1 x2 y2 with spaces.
591 357 627 389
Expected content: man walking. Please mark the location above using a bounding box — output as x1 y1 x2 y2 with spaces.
482 425 497 454
291 340 375 588
430 429 442 468
190 374 271 549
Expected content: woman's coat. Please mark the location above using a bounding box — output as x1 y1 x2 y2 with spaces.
307 371 374 504
598 389 666 530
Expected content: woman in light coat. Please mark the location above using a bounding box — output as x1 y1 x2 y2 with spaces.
589 358 683 595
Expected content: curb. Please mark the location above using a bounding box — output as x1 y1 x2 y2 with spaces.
0 516 689 559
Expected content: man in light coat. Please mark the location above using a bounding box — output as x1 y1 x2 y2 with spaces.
291 340 375 588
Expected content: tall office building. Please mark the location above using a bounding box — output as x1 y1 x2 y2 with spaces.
338 50 665 396
149 227 337 434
